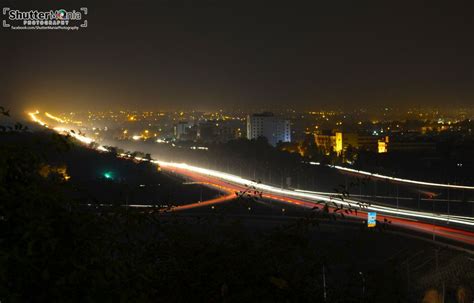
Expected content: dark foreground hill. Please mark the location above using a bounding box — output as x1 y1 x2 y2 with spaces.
0 130 472 302
0 131 218 206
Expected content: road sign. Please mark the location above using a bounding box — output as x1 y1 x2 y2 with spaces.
368 212 376 227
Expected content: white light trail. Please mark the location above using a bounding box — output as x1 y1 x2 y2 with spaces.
132 135 142 141
295 189 474 203
158 162 474 227
28 112 474 228
97 145 109 152
54 127 94 144
29 111 110 151
308 162 474 190
45 112 65 123
28 111 46 127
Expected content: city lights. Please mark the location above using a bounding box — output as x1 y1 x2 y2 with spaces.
7 2 474 299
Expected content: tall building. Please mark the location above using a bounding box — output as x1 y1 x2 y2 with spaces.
174 121 190 140
197 120 243 143
246 112 291 146
198 121 217 142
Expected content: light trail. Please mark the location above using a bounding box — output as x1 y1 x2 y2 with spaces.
158 162 474 227
308 161 474 190
54 127 94 145
163 194 235 212
295 189 474 220
29 111 236 212
160 164 474 245
31 112 114 154
28 111 474 244
295 189 474 204
97 145 109 152
28 111 47 127
45 112 65 123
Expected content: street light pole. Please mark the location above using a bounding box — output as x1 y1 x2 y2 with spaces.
322 264 327 302
447 188 450 224
396 183 399 210
432 199 436 241
359 271 365 302
418 191 421 211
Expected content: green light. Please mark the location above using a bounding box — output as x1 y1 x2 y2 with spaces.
103 172 113 179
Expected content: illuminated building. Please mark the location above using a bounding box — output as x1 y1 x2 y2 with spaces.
315 131 384 155
246 112 291 146
342 133 379 152
378 137 388 153
314 130 337 155
335 132 343 155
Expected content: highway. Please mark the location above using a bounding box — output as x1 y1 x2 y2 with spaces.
28 111 474 246
157 161 474 245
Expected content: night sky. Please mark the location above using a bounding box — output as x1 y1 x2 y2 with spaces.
1 0 473 113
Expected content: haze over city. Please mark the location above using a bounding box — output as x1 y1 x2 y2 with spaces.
1 0 473 113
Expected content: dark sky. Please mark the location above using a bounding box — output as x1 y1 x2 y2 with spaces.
1 0 473 113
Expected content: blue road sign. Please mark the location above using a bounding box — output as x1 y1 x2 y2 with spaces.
368 212 377 227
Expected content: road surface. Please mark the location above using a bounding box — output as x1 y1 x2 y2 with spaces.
158 161 474 246
28 111 474 246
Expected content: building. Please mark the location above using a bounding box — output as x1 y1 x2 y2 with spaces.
174 121 190 140
197 121 217 142
341 132 380 152
246 112 291 146
196 119 244 143
314 130 385 155
378 137 388 153
314 131 345 155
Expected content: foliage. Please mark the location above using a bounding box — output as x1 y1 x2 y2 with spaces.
1 108 453 302
0 153 390 302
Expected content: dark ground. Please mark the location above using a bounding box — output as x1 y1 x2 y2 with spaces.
1 130 473 302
